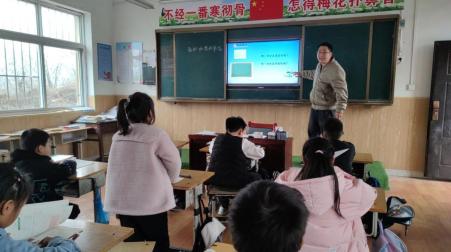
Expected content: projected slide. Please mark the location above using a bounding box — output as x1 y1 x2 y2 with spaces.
227 40 300 85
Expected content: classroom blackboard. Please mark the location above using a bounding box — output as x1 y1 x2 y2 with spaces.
370 20 396 101
175 31 225 99
158 33 174 98
157 18 397 104
303 23 370 100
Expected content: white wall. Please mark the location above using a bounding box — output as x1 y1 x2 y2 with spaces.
51 0 115 96
111 0 451 99
395 0 451 98
112 1 159 96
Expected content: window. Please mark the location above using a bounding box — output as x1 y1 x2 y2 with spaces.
0 0 86 112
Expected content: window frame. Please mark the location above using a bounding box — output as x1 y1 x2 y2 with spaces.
0 0 88 114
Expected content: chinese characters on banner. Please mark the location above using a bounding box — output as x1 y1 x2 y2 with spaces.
160 0 403 26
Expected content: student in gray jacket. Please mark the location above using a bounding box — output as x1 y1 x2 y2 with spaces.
300 42 348 138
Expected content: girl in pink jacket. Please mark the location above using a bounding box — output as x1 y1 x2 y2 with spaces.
276 137 376 252
104 92 181 252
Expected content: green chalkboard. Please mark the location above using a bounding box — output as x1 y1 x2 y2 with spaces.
370 20 396 101
303 23 370 100
158 33 174 98
157 18 396 104
175 31 225 99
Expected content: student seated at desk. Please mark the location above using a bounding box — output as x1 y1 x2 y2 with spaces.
276 137 376 252
0 166 80 252
11 129 80 219
105 92 181 252
208 116 265 188
322 118 355 174
208 117 264 215
228 180 309 252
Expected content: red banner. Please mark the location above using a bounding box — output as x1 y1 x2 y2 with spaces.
250 0 283 21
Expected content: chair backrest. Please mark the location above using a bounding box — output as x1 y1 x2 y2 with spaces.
29 179 50 203
247 121 277 135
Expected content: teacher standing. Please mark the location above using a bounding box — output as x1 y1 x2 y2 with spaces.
300 42 348 138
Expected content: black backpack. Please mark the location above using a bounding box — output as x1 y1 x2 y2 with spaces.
380 196 415 235
192 195 214 252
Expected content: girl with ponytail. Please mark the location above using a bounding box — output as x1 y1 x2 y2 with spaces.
276 137 376 252
105 92 181 252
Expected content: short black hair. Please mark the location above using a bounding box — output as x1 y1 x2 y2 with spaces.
323 118 343 140
226 116 247 133
229 180 309 252
0 164 32 207
20 128 50 152
318 42 333 53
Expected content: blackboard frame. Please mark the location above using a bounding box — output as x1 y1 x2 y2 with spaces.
156 15 399 105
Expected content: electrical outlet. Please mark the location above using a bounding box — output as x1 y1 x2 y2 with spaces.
400 19 406 27
407 83 416 91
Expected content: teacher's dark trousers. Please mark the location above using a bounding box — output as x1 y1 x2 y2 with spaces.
308 108 335 138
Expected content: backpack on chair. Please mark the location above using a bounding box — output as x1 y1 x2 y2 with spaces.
372 220 408 252
192 194 225 252
381 196 415 236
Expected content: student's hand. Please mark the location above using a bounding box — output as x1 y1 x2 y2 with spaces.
335 111 343 120
68 233 79 240
38 237 53 247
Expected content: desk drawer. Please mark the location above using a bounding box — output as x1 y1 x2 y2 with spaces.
62 172 106 198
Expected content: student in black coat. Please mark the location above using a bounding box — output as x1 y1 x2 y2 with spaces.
11 128 80 219
322 118 355 174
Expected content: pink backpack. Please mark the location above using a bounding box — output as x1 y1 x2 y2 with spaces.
372 221 408 252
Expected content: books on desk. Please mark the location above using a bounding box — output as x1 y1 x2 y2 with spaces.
51 155 75 163
196 130 217 136
75 107 117 124
0 130 24 137
75 115 107 123
62 123 87 130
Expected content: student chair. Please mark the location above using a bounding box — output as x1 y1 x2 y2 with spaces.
207 185 239 221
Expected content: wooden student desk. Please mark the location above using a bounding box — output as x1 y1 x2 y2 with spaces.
172 169 214 243
0 127 89 157
75 120 118 162
33 219 133 252
73 159 108 180
368 188 387 237
78 119 188 161
109 241 155 252
352 152 374 178
189 134 293 172
62 160 108 223
353 153 374 164
174 140 189 149
0 135 20 153
210 242 236 252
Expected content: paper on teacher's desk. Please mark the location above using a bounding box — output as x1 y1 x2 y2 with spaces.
334 148 349 158
5 200 73 240
196 131 217 136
